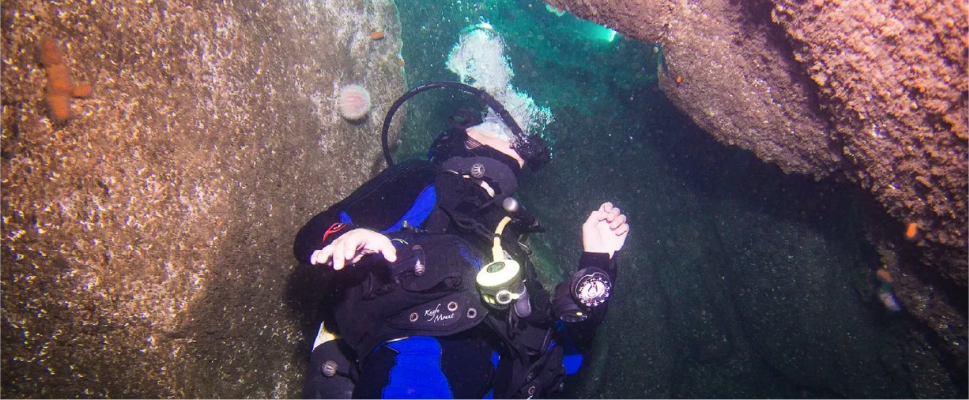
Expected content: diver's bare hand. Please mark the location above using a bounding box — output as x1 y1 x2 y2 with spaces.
582 202 629 258
311 228 398 270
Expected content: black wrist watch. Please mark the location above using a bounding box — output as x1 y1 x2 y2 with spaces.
553 267 613 323
571 267 612 308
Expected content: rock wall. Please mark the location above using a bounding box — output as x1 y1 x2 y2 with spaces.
546 0 844 175
545 0 966 374
768 0 967 277
0 0 403 397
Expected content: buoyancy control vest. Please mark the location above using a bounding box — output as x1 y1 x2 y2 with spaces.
315 157 569 397
329 231 491 362
326 229 567 398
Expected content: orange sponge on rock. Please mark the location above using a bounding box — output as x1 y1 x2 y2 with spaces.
38 36 93 122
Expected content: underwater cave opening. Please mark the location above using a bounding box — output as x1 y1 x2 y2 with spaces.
389 0 966 397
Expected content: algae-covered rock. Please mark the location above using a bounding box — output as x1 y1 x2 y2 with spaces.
1 0 403 397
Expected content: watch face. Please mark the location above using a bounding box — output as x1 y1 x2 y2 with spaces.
574 272 611 308
578 281 606 298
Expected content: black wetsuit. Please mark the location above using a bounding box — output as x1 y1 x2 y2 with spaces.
294 160 616 398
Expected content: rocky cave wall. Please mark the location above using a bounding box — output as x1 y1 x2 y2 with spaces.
545 0 967 373
1 0 403 397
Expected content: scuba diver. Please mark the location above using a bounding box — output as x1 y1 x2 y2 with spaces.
293 82 629 398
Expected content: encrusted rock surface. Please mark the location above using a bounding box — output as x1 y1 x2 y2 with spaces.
1 0 403 397
547 0 844 176
546 0 967 375
768 0 967 278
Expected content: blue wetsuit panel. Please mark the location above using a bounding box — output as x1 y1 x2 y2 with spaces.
382 337 453 399
555 321 584 375
381 184 437 233
483 351 501 399
336 184 435 233
563 352 583 375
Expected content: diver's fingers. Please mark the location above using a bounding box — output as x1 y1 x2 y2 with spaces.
598 202 621 223
372 235 398 263
609 213 627 230
584 210 608 227
345 236 367 265
332 240 348 271
346 234 398 264
606 206 622 222
312 245 335 266
614 222 629 237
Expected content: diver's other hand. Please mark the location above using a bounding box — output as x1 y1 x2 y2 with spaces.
582 202 629 258
310 228 398 270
